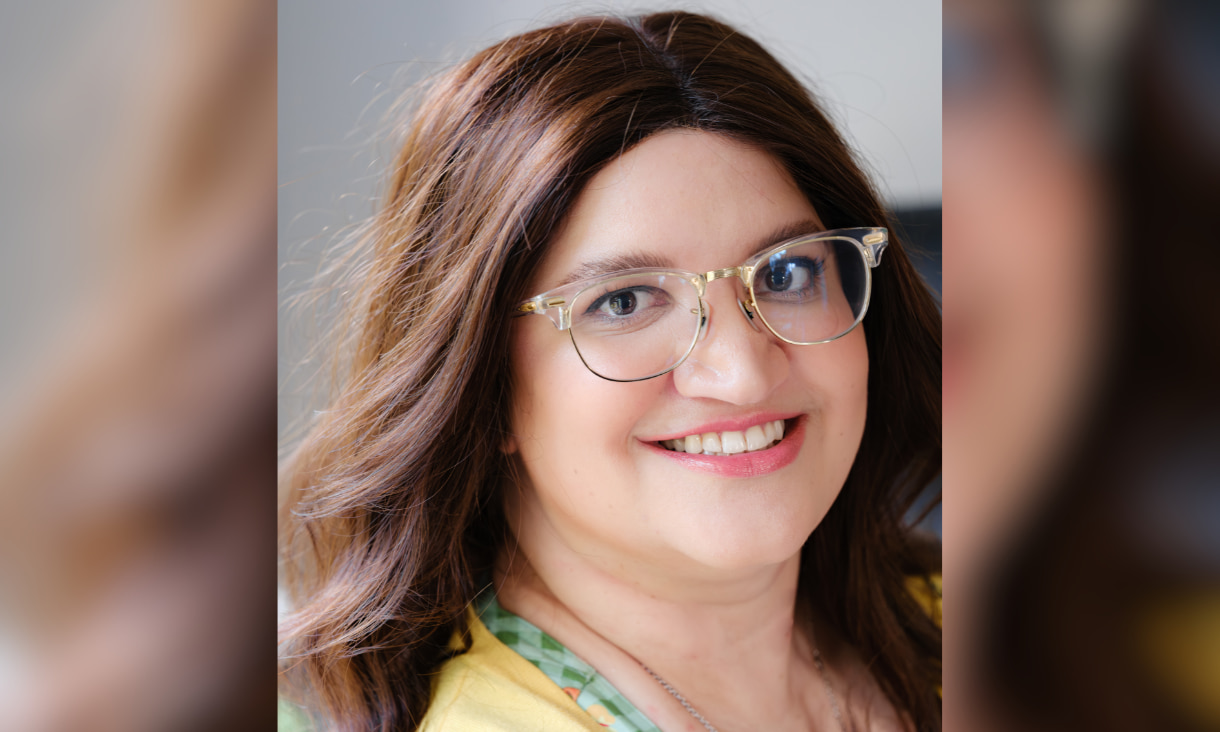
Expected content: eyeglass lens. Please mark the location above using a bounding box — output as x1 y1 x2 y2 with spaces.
752 238 864 345
567 238 867 381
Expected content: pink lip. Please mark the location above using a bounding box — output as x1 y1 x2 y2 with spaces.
642 412 801 442
641 416 806 478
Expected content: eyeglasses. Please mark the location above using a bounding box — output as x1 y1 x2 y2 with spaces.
514 227 888 382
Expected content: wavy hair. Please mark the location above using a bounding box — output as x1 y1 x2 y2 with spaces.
280 11 941 732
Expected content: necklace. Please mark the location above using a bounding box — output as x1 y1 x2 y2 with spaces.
640 645 846 732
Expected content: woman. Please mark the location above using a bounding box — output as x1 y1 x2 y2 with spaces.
279 11 941 732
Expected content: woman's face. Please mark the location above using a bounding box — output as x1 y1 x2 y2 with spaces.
508 130 868 575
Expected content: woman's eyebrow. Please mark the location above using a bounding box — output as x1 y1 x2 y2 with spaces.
556 251 672 287
747 219 826 257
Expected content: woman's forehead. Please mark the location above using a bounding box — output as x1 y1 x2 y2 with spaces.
531 130 822 291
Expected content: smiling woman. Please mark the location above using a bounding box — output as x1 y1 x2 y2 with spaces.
278 11 941 732
507 131 869 571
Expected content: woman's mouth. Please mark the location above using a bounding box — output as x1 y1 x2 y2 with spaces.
646 417 805 477
657 419 788 456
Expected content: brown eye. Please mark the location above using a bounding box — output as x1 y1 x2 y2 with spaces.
608 290 637 315
764 263 794 292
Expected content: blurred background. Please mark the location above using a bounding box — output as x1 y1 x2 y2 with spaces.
0 1 275 730
1 0 1217 730
943 0 1220 729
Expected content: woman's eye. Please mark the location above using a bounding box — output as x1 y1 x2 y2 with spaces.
764 263 797 291
757 256 823 295
586 286 667 318
607 290 638 315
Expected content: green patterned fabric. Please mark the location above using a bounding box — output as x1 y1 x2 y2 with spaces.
477 593 661 732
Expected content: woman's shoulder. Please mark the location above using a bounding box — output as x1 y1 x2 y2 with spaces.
275 607 612 732
418 607 605 732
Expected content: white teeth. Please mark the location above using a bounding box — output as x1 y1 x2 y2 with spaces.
720 430 747 455
661 419 790 455
745 425 768 451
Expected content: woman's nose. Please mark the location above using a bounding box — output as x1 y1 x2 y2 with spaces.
671 291 789 404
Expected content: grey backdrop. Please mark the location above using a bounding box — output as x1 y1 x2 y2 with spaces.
278 0 941 434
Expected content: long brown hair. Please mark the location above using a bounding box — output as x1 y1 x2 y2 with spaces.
280 11 941 731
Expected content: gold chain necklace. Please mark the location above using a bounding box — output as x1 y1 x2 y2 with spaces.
639 645 846 732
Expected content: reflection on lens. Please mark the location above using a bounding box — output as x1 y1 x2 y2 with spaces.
753 238 867 344
569 273 702 381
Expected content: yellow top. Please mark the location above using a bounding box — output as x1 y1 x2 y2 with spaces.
278 576 943 731
421 576 943 730
418 607 605 731
906 573 943 627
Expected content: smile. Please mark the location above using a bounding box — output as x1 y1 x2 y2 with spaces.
657 419 787 456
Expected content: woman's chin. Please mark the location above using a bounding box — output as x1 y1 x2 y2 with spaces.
652 487 830 574
664 515 816 574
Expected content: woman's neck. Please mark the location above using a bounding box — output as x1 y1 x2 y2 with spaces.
494 507 843 732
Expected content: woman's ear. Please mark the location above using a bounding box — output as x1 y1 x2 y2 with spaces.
501 433 518 455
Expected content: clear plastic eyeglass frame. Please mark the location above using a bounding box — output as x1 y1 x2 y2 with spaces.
514 227 888 382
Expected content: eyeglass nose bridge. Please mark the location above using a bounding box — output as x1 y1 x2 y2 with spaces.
703 265 753 284
697 264 751 329
691 265 764 343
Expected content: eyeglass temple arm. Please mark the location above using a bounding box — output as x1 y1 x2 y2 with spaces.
514 296 571 330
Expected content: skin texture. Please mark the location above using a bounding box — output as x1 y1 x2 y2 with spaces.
500 130 899 731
